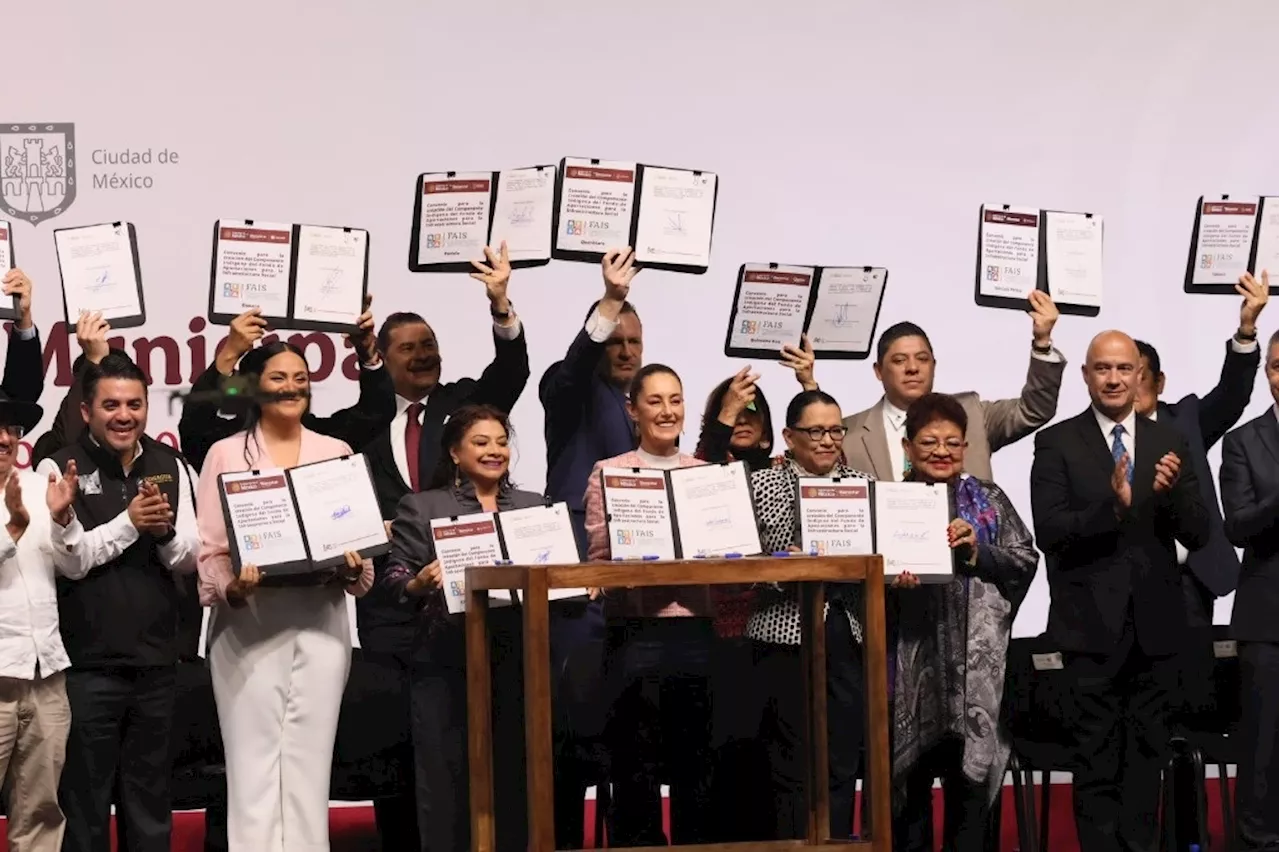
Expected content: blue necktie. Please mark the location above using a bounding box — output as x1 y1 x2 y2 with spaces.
1111 424 1133 484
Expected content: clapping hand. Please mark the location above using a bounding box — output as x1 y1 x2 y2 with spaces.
948 518 978 566
1153 452 1181 493
45 460 79 526
129 482 173 536
5 474 29 538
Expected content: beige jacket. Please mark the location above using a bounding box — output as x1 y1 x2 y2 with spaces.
841 348 1066 481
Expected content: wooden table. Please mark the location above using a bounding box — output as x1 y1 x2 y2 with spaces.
465 555 890 851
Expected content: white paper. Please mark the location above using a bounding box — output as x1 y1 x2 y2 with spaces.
212 219 292 317
54 223 143 321
497 502 587 600
633 167 717 267
430 513 511 614
555 158 637 254
727 264 813 352
292 225 366 325
979 205 1040 298
873 481 952 583
490 166 555 263
0 220 10 272
416 172 493 265
600 468 676 561
220 470 309 570
287 455 388 561
1252 196 1278 278
1044 211 1103 308
668 462 762 558
1192 197 1259 285
807 267 886 354
797 477 874 556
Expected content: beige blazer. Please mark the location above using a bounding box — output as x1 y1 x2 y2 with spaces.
841 349 1066 481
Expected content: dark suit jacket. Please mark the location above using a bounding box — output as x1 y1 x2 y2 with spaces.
1030 409 1212 656
177 361 395 472
357 327 530 653
3 327 42 404
1154 338 1259 596
379 482 546 665
540 328 635 516
1219 408 1279 643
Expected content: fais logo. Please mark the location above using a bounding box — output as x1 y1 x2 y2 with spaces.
985 265 1000 281
0 123 76 225
425 233 444 248
223 282 241 298
565 220 586 236
242 531 282 550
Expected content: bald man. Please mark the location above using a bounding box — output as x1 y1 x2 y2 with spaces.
1030 330 1211 852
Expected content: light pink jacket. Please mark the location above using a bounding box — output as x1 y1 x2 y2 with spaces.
196 427 375 606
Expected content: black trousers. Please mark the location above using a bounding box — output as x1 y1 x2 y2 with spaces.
411 615 526 852
1065 626 1177 852
362 645 420 852
60 666 178 852
707 636 772 843
605 618 714 847
1236 640 1279 852
548 599 607 850
754 610 865 841
892 738 990 852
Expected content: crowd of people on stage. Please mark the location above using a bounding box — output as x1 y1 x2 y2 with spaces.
0 246 1273 852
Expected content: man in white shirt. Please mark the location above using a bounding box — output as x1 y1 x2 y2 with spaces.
841 291 1066 481
0 389 72 852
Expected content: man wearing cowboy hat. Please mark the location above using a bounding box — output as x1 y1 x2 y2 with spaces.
0 388 72 851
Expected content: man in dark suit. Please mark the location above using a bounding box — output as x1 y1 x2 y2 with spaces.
1030 330 1212 852
360 245 529 848
1133 271 1268 627
1219 330 1278 852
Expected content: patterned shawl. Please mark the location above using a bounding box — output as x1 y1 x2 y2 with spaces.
890 475 1037 808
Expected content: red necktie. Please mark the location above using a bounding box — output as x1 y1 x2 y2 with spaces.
405 403 423 492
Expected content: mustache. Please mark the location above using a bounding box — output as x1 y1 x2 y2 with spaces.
409 355 442 372
263 390 312 403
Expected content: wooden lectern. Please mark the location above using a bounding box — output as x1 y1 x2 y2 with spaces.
464 555 891 851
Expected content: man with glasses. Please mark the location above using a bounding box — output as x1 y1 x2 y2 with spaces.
841 294 1066 481
0 389 72 850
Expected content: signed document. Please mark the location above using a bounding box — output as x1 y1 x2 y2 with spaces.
219 470 311 575
633 167 717 268
872 481 952 583
668 461 761 558
1044 211 1103 309
1191 197 1259 286
415 172 494 267
600 468 677 561
429 512 512 614
727 264 814 352
807 267 886 355
212 220 292 319
490 166 555 263
496 502 586 600
1253 196 1278 279
288 455 389 564
979 205 1040 299
797 477 874 556
54 222 145 326
292 225 368 329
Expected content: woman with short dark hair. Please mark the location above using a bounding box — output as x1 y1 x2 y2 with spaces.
891 392 1038 850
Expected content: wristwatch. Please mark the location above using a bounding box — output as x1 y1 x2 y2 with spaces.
491 300 513 321
1032 339 1054 355
1235 327 1258 343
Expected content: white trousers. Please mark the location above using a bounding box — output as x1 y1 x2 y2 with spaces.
209 586 351 852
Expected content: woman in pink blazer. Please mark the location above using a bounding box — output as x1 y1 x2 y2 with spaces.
195 342 373 852
581 363 715 845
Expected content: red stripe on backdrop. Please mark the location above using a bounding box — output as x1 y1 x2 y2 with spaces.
3 780 1234 850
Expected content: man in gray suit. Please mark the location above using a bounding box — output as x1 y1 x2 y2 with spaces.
842 291 1066 480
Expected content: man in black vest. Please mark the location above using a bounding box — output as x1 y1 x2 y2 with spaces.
37 352 200 852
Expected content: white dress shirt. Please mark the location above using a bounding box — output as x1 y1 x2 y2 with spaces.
36 444 200 580
1093 406 1137 465
586 308 618 343
0 469 71 680
883 400 908 481
390 393 427 488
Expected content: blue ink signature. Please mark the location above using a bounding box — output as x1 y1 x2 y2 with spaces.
331 505 351 520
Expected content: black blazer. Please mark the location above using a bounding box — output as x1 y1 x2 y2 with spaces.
1154 338 1260 596
1030 409 1212 656
1219 408 1279 643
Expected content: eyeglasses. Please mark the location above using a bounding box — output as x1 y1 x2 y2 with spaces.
795 426 849 442
0 425 24 439
915 437 964 455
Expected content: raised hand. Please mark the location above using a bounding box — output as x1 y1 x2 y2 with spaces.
344 294 378 365
217 309 269 374
75 311 112 364
717 367 760 424
781 333 817 390
2 268 34 328
46 459 79 525
601 247 639 302
1026 291 1060 346
469 243 513 311
1237 272 1270 336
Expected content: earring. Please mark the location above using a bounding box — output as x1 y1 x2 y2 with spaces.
453 470 461 488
